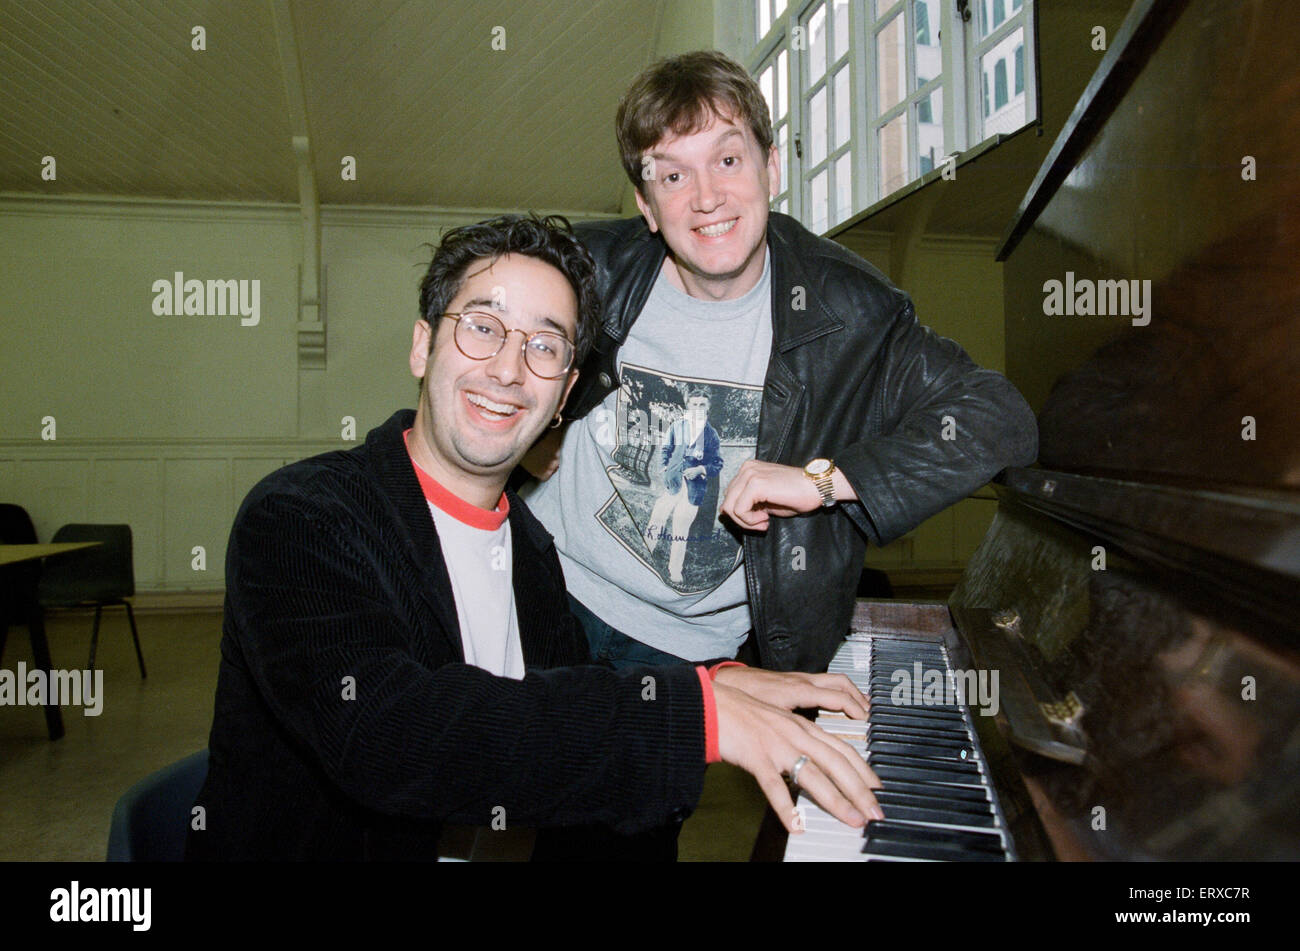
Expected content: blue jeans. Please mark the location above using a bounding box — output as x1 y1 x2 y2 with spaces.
568 595 689 669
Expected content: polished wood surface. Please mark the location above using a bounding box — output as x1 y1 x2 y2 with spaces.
0 541 101 567
950 0 1300 860
999 0 1300 491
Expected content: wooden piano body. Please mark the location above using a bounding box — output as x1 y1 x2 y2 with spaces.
788 0 1300 861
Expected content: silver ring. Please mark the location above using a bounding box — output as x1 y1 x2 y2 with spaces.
789 754 809 788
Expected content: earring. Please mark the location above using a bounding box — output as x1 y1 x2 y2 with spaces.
550 413 563 429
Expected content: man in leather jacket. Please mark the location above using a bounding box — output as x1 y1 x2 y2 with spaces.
522 50 1037 676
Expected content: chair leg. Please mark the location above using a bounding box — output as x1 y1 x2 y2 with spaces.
27 607 64 742
123 601 146 679
88 605 102 671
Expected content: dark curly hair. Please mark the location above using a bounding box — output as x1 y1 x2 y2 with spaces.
417 213 600 369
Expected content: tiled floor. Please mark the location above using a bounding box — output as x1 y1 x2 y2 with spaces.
0 608 767 861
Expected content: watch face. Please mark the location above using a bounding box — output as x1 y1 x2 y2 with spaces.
806 458 831 476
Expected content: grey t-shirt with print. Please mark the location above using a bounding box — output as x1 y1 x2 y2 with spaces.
523 252 772 660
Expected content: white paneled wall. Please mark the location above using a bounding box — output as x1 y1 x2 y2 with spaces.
0 196 613 591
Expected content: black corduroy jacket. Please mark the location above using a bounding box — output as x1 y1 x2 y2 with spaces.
186 410 706 861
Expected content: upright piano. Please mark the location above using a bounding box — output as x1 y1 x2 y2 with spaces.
786 0 1300 861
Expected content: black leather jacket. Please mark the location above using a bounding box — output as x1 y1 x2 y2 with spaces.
565 213 1038 673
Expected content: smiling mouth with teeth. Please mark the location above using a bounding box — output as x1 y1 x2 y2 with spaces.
466 392 521 420
695 218 738 237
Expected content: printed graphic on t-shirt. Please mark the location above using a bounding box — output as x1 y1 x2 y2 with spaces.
596 363 762 594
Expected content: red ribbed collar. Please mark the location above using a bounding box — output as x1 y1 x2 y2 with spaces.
403 429 509 531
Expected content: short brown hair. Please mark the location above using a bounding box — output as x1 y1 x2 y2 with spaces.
616 50 774 194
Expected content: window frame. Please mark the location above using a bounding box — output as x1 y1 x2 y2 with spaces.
742 0 1038 234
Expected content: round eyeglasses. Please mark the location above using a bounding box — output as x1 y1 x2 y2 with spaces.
438 311 576 380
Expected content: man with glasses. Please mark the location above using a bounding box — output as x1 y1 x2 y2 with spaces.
188 214 881 861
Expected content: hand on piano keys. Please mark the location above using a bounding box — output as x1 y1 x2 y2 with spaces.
711 668 884 835
713 666 871 719
783 637 1015 861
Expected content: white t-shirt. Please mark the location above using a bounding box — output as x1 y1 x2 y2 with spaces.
406 435 524 679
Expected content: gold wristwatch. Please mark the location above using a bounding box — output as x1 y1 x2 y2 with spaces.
803 458 837 508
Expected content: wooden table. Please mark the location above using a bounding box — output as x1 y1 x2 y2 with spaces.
0 541 102 740
0 542 102 567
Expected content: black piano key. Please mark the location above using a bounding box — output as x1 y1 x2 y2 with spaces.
868 722 971 742
868 732 974 753
866 703 966 720
870 658 952 669
875 789 995 816
878 778 991 803
872 763 986 786
867 741 974 761
880 802 998 828
870 674 953 684
869 753 983 775
867 671 951 683
868 726 969 745
868 698 966 716
869 713 968 732
865 820 1006 854
870 665 950 676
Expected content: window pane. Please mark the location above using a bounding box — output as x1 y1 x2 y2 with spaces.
776 0 787 14
913 0 941 87
981 27 1026 136
835 152 853 224
777 196 789 216
915 86 943 174
878 112 908 197
810 168 829 234
758 0 771 41
810 86 828 166
981 0 1012 39
874 0 899 18
875 14 906 114
833 0 849 61
809 5 828 83
778 49 788 119
1014 43 1024 95
761 66 775 122
914 0 933 44
834 66 850 149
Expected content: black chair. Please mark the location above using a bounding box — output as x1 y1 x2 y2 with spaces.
106 750 209 861
0 503 44 665
1 504 67 739
37 524 146 677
